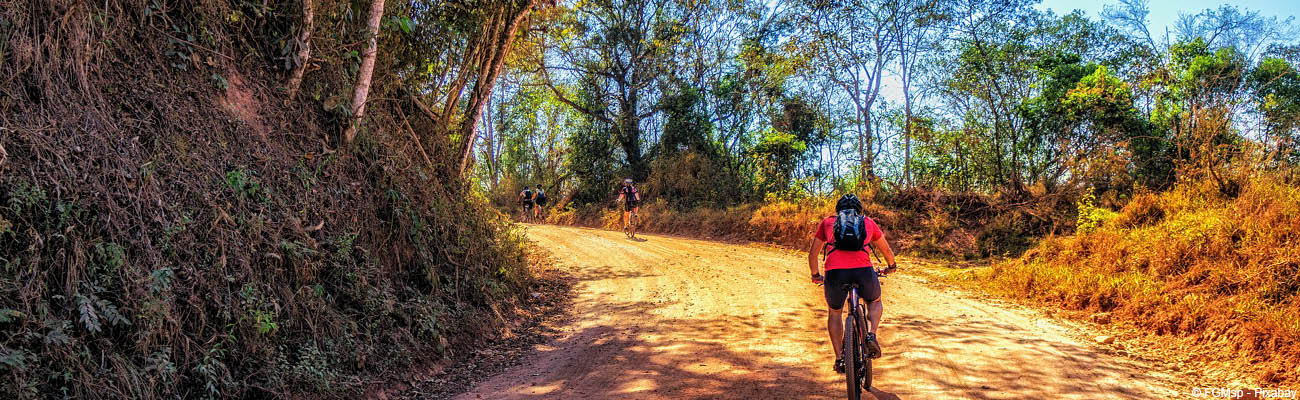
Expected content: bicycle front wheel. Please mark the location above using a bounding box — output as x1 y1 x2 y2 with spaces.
844 314 862 400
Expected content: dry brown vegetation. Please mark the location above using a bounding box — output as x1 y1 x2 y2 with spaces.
968 172 1300 387
544 187 1073 259
0 1 549 398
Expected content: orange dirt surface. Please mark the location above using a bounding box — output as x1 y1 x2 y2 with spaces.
456 225 1186 399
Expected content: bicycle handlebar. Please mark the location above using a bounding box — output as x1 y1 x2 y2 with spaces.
813 266 894 287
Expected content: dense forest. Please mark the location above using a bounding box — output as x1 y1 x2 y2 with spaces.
1 0 1298 397
478 0 1299 211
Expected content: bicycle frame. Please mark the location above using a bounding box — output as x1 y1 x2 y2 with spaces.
846 286 867 337
845 285 869 362
838 282 868 399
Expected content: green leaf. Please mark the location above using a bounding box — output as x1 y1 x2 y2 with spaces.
0 309 22 323
0 348 26 371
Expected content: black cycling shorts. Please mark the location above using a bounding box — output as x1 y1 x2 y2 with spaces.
623 200 639 211
824 267 881 310
535 196 547 206
522 201 534 209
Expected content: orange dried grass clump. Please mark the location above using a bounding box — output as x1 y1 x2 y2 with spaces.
981 174 1300 386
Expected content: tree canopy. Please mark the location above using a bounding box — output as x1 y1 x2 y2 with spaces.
465 0 1300 206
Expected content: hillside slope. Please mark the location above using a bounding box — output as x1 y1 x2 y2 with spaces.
0 1 540 397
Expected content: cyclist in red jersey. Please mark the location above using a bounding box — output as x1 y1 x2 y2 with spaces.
808 194 898 373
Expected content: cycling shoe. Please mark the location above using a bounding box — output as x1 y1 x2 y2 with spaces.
866 332 882 359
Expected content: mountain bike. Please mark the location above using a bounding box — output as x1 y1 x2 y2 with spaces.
841 280 874 399
829 264 891 400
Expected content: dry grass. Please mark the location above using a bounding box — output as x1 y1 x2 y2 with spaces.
969 175 1300 386
544 187 1068 260
550 198 836 248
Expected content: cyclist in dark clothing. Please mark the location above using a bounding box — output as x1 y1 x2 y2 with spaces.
616 178 640 231
532 184 547 220
519 186 535 221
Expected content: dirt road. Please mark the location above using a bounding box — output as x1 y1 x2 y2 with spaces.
456 225 1184 399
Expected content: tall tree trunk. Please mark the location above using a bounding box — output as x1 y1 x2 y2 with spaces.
458 0 538 177
903 88 913 188
285 0 313 102
440 34 488 127
485 88 498 190
899 40 913 188
864 107 876 183
620 90 646 181
342 0 386 144
856 107 866 186
856 103 877 186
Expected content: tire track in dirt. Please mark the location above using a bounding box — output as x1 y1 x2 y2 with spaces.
455 225 1184 399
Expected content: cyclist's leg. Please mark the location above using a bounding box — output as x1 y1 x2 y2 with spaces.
868 299 883 332
823 269 850 359
828 309 844 359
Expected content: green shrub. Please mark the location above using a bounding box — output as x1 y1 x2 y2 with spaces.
1076 192 1119 234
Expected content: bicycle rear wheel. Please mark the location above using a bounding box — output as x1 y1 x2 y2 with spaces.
844 314 862 400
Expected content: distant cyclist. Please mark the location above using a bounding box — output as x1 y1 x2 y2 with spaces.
519 186 535 221
616 178 640 231
808 194 897 374
532 184 547 220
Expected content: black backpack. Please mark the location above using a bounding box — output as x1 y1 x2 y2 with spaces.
831 209 867 252
522 189 533 200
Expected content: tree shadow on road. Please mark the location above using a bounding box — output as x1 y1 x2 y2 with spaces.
466 295 841 399
465 292 1179 399
870 311 1176 399
867 387 903 400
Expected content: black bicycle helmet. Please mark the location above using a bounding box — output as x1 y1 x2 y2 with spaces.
836 194 863 212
